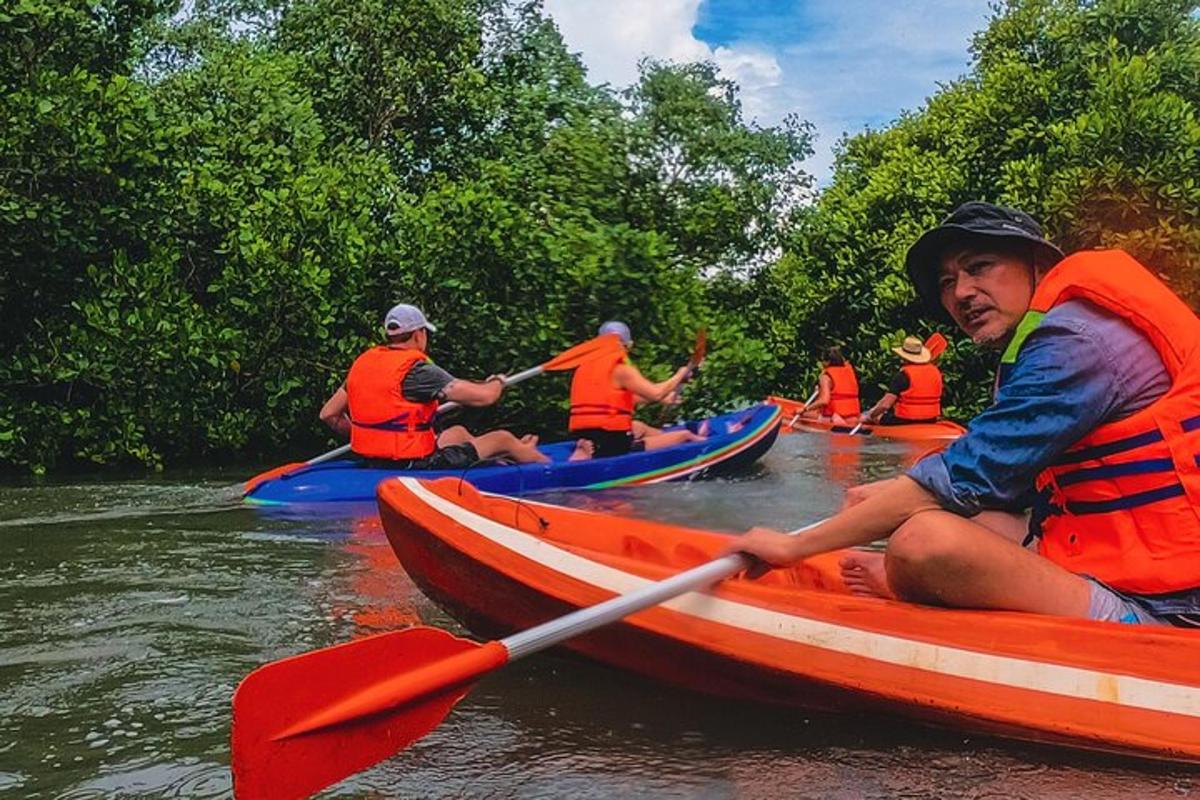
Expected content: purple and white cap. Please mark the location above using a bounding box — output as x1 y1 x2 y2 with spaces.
383 303 436 334
598 320 632 346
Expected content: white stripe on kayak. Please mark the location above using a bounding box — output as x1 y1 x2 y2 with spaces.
400 478 1200 720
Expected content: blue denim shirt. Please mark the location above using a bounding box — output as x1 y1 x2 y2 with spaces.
908 299 1170 516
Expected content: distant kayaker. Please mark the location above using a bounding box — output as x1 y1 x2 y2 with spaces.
568 321 709 458
798 346 861 425
859 336 943 425
731 201 1200 627
319 304 549 467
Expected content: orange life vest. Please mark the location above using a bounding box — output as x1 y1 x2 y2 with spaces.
822 364 861 417
346 346 438 460
1007 250 1200 595
895 363 943 421
568 351 635 432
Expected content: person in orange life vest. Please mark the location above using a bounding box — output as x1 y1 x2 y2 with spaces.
728 201 1200 627
799 345 861 425
860 336 944 425
568 321 709 459
320 304 549 467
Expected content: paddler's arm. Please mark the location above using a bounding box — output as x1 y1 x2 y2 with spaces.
729 476 942 568
440 375 505 407
806 373 833 412
860 392 896 423
613 362 690 403
319 385 352 437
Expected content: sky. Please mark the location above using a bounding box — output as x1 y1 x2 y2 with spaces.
542 0 994 181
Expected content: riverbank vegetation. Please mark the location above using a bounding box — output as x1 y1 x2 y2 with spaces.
3 0 1198 472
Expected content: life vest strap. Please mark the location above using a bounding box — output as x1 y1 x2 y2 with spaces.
1042 482 1186 515
1055 457 1175 487
569 404 634 416
1053 428 1164 466
351 414 434 432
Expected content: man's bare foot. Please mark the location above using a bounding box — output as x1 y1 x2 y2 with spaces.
839 550 896 599
568 439 594 461
697 419 712 437
725 416 747 434
520 434 539 446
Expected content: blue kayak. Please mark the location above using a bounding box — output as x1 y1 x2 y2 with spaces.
243 403 781 505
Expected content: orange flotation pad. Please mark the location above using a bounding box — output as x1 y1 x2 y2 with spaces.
767 395 965 441
378 476 1200 764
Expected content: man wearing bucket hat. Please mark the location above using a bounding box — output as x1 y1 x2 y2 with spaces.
860 335 943 425
730 201 1200 627
319 303 548 467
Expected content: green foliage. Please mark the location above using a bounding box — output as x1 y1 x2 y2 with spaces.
767 0 1200 417
0 0 810 471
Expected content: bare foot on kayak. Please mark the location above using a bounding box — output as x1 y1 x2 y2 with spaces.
520 434 539 446
839 550 895 599
568 439 594 461
698 419 712 436
725 416 748 434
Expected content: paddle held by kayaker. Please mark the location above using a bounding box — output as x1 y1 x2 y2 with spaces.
859 335 944 425
799 345 861 425
567 320 709 459
319 303 549 467
731 201 1200 627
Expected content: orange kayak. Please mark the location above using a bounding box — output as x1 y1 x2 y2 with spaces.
767 395 965 441
379 476 1200 764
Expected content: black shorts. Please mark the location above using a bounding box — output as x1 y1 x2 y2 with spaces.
363 443 480 470
878 412 937 426
574 428 645 458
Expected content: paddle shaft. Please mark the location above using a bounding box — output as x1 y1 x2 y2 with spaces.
503 553 750 659
788 389 820 429
504 517 821 659
304 366 547 467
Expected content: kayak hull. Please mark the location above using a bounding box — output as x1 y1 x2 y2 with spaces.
767 395 965 441
244 404 781 505
378 477 1200 764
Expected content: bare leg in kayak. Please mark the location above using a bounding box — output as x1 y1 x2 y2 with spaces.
840 509 1029 597
839 510 1089 617
438 425 549 464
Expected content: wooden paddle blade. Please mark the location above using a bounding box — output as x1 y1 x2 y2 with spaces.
541 334 623 372
231 627 507 800
690 328 707 366
243 462 305 495
925 332 948 360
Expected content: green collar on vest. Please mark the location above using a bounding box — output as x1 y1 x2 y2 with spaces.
1000 310 1046 364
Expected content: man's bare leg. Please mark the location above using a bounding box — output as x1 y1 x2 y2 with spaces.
437 425 472 447
840 510 1031 598
842 509 1089 617
469 430 550 464
642 429 706 450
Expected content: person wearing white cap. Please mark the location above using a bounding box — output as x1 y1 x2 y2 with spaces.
566 320 708 459
319 303 548 467
860 335 944 425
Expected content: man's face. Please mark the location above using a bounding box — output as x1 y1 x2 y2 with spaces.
938 243 1036 348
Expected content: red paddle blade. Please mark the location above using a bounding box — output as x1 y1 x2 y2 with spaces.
690 328 707 367
541 334 624 372
925 332 948 360
231 627 507 800
243 462 305 495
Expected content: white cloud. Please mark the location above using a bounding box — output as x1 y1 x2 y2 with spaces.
542 0 993 181
543 0 711 87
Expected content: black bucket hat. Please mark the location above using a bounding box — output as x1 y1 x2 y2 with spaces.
905 201 1064 321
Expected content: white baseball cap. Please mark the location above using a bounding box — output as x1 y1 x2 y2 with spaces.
383 303 436 334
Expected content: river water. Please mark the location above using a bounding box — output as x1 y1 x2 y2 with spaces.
0 432 1195 799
